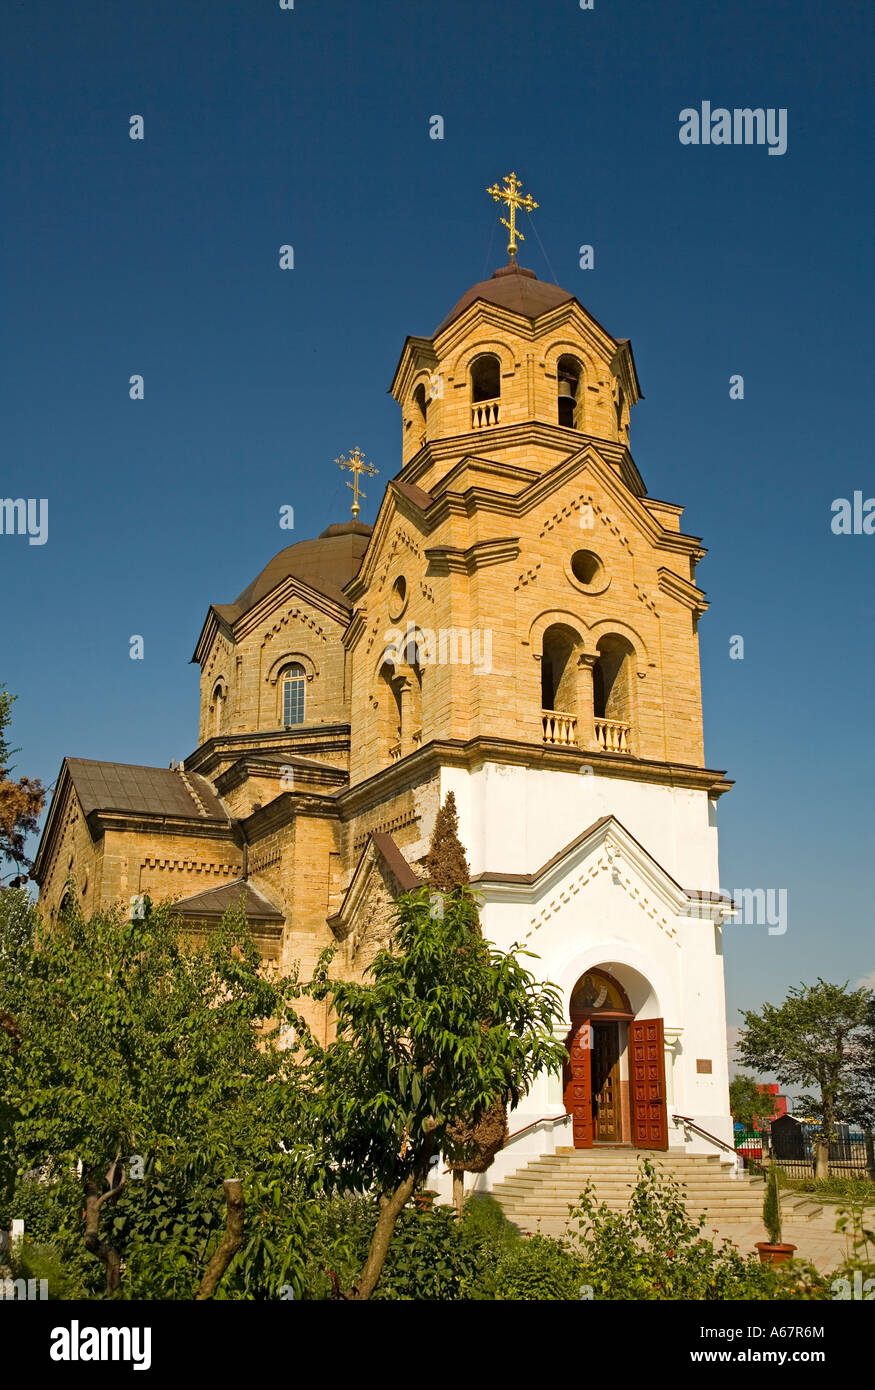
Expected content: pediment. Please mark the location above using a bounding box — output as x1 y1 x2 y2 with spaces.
471 814 730 946
327 833 421 963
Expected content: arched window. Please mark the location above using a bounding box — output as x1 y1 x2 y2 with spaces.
470 354 501 429
280 663 306 727
592 634 635 752
541 623 582 713
413 383 429 423
540 623 585 747
471 354 501 403
211 682 226 736
557 355 582 429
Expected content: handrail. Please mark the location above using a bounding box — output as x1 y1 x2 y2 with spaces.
671 1113 738 1159
441 1112 572 1175
504 1112 573 1148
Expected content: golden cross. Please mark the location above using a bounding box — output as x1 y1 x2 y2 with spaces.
335 447 378 520
486 171 539 259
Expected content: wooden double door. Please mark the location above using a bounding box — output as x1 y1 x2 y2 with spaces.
565 1016 668 1149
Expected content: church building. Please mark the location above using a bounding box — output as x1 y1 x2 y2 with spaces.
33 176 735 1173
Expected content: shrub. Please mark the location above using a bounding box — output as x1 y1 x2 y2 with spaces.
763 1162 783 1245
567 1158 827 1301
9 1239 87 1299
301 1196 483 1301
490 1233 586 1301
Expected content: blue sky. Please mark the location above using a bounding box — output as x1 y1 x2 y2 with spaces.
2 0 873 1036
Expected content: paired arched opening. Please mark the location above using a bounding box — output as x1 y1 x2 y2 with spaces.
538 623 636 753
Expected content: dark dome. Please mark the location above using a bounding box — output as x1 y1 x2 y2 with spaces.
435 262 576 335
229 521 371 616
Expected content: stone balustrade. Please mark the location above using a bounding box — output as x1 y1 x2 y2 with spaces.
541 711 632 753
471 399 500 429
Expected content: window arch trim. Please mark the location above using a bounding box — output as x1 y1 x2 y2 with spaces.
266 651 318 686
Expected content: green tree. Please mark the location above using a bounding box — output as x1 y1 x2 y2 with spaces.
424 793 507 1216
291 884 566 1300
729 1073 763 1131
0 890 308 1297
762 1161 783 1245
737 981 873 1180
840 997 875 1180
0 686 44 884
423 790 470 890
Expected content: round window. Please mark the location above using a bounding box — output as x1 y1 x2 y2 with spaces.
570 550 602 586
389 575 408 620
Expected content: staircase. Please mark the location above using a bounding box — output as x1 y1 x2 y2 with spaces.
491 1147 824 1239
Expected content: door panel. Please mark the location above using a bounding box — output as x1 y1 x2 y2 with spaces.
563 1020 593 1148
592 1023 621 1141
629 1017 668 1150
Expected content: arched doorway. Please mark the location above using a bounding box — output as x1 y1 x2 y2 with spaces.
563 967 668 1150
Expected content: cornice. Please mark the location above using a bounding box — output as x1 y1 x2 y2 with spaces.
334 735 732 824
424 536 520 575
184 726 350 778
400 424 646 499
215 755 347 796
657 567 710 617
430 296 623 367
31 762 75 883
239 789 342 840
84 809 237 842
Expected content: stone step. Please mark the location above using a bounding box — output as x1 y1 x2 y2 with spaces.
490 1147 825 1239
525 1156 731 1171
495 1178 762 1189
496 1190 822 1223
498 1198 769 1214
496 1181 765 1198
554 1147 726 1161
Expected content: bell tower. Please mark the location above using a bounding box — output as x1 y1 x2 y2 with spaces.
366 175 708 779
348 177 733 1163
390 173 640 490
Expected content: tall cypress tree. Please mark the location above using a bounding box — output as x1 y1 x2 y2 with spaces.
424 793 507 1213
423 791 469 891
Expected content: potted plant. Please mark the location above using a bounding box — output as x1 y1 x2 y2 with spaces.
755 1161 797 1263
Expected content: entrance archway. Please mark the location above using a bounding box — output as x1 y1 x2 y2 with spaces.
563 967 668 1150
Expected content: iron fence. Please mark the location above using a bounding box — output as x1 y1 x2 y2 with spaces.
734 1124 872 1181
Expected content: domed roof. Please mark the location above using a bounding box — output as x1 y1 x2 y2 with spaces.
435 261 576 335
224 521 372 619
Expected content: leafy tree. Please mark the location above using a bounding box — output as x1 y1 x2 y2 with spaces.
729 1073 762 1131
0 687 44 885
291 884 566 1299
840 997 875 1180
737 980 873 1180
0 890 309 1298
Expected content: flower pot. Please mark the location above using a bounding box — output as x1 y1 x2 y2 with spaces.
755 1241 797 1265
413 1189 437 1212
